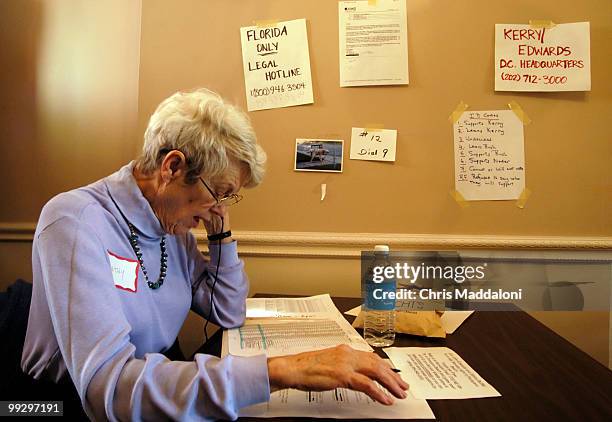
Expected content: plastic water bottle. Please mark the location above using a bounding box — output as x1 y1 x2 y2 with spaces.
363 245 396 347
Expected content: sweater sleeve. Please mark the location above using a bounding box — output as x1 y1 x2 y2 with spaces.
187 235 249 328
37 215 269 421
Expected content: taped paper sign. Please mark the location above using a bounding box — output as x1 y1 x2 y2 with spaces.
454 111 525 201
339 0 409 87
495 22 591 91
240 18 314 111
350 127 397 162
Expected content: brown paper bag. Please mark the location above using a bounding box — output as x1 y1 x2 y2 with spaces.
352 310 446 338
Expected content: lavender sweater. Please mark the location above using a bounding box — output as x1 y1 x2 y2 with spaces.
21 163 270 421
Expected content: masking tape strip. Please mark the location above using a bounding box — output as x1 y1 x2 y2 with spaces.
508 100 532 125
529 20 556 29
364 123 384 132
449 101 468 124
254 19 279 28
516 188 531 209
450 190 469 208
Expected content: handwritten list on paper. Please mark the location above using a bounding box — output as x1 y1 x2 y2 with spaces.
240 19 314 111
454 110 525 201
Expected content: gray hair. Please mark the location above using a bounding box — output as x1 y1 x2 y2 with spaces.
136 88 266 187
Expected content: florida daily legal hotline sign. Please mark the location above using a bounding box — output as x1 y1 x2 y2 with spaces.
240 19 314 111
494 22 591 92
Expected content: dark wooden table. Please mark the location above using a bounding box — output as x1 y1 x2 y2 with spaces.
196 295 612 421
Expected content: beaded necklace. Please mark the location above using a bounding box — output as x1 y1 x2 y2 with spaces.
127 222 167 289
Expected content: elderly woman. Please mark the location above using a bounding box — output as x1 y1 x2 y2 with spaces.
21 89 408 420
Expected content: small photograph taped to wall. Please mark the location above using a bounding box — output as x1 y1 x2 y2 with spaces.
294 139 344 173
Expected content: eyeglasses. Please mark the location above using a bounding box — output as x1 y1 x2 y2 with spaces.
199 177 243 207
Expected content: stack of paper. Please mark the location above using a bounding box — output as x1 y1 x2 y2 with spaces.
240 387 435 419
227 295 372 357
226 295 435 419
245 294 345 318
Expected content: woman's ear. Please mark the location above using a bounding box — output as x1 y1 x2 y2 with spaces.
160 150 187 183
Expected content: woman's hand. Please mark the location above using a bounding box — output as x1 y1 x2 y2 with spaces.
203 205 232 242
267 345 409 405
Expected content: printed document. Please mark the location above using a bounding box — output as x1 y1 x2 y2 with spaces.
228 317 372 357
339 0 409 86
384 347 501 399
228 294 372 357
246 294 340 318
229 299 436 418
240 386 434 419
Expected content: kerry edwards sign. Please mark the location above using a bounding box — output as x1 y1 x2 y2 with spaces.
495 22 591 92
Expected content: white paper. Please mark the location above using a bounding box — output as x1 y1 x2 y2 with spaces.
439 311 474 334
344 306 474 334
339 0 408 86
107 251 138 292
228 317 372 357
344 305 361 317
495 22 591 91
246 294 340 318
221 327 229 357
454 110 525 201
240 386 434 419
240 18 314 111
350 128 397 161
231 295 372 357
384 347 501 399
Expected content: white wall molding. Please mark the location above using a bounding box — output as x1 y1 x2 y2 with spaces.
2 223 611 256
196 230 612 258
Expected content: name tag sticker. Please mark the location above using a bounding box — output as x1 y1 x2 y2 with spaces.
108 250 139 292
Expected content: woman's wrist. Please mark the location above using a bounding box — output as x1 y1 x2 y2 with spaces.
207 230 232 241
267 356 291 393
208 237 233 244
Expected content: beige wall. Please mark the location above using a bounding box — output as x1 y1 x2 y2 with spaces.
0 242 33 286
137 0 612 237
0 0 142 222
136 0 611 365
